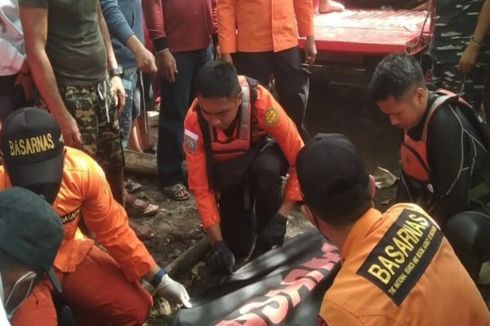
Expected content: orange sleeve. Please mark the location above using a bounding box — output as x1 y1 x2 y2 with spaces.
184 101 221 229
294 0 314 37
255 85 304 202
217 0 237 53
81 156 158 282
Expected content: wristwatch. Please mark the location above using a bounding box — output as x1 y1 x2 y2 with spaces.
109 66 124 78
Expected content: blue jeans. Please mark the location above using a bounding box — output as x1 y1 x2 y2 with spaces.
118 67 139 148
157 46 212 187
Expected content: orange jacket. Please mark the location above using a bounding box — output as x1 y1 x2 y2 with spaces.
217 0 314 53
184 81 304 229
318 203 490 325
0 147 158 282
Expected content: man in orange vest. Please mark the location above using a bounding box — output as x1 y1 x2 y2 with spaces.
297 133 490 325
370 53 490 287
184 60 304 274
0 107 190 325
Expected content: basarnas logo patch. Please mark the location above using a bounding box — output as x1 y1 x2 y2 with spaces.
265 108 279 127
357 208 443 306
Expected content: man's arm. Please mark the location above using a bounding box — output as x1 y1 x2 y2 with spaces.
19 5 82 148
96 1 125 111
81 153 190 306
141 0 177 82
294 0 316 64
459 0 490 73
183 103 222 243
256 86 304 217
99 0 156 73
82 156 158 281
426 104 472 223
217 0 237 64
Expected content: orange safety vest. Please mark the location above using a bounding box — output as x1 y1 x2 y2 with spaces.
201 76 267 163
401 90 472 185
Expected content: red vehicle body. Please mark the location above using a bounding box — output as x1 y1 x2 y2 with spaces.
300 3 434 85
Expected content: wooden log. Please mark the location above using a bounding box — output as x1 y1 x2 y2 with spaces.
124 149 157 176
167 238 210 277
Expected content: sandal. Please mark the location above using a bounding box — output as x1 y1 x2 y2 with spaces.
125 193 160 217
125 178 142 193
162 183 191 201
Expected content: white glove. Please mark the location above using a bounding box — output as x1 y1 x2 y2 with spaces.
155 274 192 308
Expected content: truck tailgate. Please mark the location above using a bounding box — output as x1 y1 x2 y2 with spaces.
302 9 432 56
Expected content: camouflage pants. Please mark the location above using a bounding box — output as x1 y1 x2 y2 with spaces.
59 77 124 170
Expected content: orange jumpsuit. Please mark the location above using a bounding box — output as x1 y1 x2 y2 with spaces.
318 203 490 325
2 147 158 325
217 0 314 53
184 81 304 230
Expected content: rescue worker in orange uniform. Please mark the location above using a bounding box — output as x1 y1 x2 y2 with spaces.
184 60 304 274
369 54 490 287
218 0 316 139
0 107 191 325
297 133 490 325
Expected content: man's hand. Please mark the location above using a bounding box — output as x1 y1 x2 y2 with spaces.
14 61 34 103
110 75 126 113
253 213 288 258
258 213 288 248
458 42 480 74
207 241 235 274
156 49 178 83
57 113 83 148
155 274 192 308
304 36 317 66
127 35 157 74
220 53 233 65
134 46 157 74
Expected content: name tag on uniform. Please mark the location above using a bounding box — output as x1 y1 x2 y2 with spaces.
357 208 443 306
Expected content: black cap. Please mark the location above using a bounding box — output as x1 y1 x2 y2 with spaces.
0 187 63 292
0 107 64 191
297 133 371 223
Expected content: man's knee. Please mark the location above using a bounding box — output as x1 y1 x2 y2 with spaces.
116 290 152 325
250 148 285 190
445 211 490 278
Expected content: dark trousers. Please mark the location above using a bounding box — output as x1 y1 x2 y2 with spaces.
444 211 490 280
157 46 212 186
0 75 17 122
235 47 310 140
219 145 287 258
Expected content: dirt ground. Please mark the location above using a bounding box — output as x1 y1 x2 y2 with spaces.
127 73 403 325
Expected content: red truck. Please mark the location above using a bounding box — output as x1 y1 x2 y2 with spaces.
301 1 434 85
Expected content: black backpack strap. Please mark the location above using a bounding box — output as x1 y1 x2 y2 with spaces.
196 108 215 190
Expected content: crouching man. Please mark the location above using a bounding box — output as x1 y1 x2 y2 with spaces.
0 107 190 325
297 133 490 325
184 61 304 274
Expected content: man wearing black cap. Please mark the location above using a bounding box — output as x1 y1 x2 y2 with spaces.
0 187 63 323
297 133 489 325
0 107 190 325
